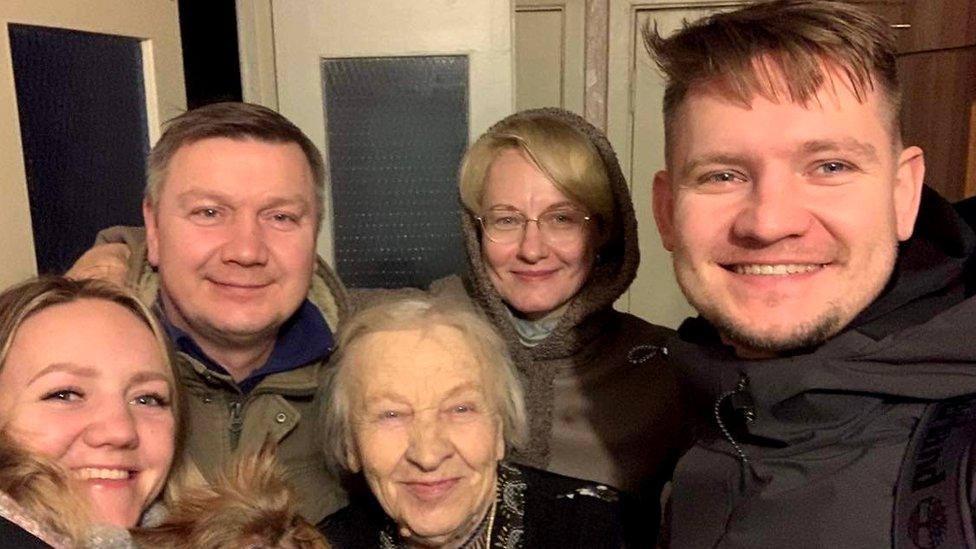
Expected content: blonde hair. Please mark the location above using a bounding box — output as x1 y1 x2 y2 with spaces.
0 435 88 544
132 442 329 549
644 0 902 156
0 276 185 539
320 294 528 473
459 112 615 242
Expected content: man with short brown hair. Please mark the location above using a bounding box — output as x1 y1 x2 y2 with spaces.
72 102 349 523
647 1 976 546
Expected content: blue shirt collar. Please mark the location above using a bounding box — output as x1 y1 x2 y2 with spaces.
161 299 334 393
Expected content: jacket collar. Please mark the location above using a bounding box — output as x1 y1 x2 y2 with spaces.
673 187 976 444
162 299 334 393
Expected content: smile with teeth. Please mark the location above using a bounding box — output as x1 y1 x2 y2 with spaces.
75 468 132 481
731 263 824 276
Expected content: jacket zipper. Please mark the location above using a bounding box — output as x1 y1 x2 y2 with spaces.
229 399 244 448
713 374 753 464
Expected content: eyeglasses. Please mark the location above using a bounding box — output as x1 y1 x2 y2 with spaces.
476 209 591 245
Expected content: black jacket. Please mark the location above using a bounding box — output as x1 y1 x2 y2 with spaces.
0 516 52 548
319 461 628 548
665 187 976 547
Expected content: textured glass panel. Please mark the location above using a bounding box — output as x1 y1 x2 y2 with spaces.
323 55 468 288
10 24 148 274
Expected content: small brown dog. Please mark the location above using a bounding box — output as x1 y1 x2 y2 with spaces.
133 442 329 549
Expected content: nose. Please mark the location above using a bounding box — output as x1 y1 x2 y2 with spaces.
405 414 454 472
731 174 812 245
516 219 550 263
220 215 269 266
82 399 139 450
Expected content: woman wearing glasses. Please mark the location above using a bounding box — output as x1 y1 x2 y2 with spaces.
428 108 684 542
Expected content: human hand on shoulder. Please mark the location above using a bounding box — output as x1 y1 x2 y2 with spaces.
66 243 131 286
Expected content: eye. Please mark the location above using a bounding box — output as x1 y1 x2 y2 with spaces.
447 401 484 418
813 161 854 176
189 207 223 225
267 211 301 228
42 389 83 402
491 214 523 229
703 171 745 184
544 210 584 227
131 393 170 407
377 409 405 421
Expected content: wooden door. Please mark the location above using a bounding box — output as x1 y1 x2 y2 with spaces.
514 0 586 114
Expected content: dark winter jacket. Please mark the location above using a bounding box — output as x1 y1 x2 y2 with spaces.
319 461 627 548
0 491 63 548
455 109 686 528
665 187 976 547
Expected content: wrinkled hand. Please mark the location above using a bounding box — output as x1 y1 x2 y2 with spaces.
66 243 131 286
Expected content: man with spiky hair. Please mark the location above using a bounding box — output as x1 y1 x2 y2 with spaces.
646 1 976 546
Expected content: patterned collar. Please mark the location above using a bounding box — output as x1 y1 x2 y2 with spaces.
379 462 526 548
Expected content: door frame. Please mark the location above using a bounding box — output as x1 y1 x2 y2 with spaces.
0 0 185 287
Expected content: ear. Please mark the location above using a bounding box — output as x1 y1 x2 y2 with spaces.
143 199 161 267
892 146 925 241
345 435 361 473
494 419 505 460
652 170 677 251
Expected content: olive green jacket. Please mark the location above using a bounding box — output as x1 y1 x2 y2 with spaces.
93 226 350 523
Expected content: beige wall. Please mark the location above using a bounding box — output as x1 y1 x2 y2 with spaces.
0 0 185 289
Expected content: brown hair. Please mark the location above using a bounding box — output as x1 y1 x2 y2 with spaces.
458 111 616 243
145 102 327 228
0 276 185 542
132 442 330 549
644 0 902 155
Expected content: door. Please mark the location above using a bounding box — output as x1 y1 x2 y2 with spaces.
0 0 185 287
608 2 744 328
514 0 585 114
270 0 514 289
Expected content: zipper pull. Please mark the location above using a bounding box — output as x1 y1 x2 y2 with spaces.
713 373 752 464
229 400 244 448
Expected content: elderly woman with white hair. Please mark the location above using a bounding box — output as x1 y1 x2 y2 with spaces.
317 294 626 548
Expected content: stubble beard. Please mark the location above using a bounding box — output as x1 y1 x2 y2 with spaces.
709 302 844 356
675 241 898 357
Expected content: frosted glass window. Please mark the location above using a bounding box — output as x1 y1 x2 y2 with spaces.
10 24 148 274
323 55 468 288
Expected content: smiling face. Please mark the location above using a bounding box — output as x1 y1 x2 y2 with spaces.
653 77 924 356
347 325 503 546
144 137 318 355
481 149 597 319
0 298 175 527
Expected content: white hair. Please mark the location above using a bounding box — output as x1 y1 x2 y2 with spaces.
319 294 528 473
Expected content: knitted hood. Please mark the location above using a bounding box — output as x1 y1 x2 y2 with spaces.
461 108 640 360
